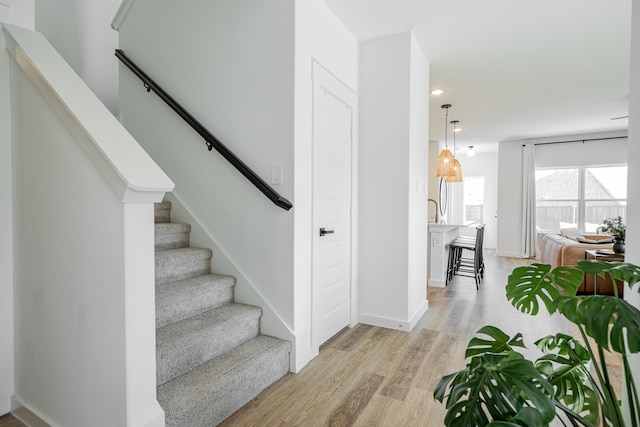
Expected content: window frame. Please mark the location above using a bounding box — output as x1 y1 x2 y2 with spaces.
535 164 627 234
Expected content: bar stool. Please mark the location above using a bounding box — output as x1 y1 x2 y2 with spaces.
452 225 485 279
446 224 485 289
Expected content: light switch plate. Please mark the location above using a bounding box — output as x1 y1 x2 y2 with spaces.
271 164 283 185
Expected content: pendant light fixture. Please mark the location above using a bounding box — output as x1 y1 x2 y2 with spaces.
436 104 454 177
466 146 476 157
445 120 463 183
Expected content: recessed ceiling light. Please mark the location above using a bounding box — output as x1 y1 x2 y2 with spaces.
430 89 445 96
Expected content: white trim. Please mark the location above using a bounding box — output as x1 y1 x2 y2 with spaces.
11 398 52 427
311 58 358 97
496 251 524 258
111 0 135 31
429 279 446 288
360 300 429 332
311 61 358 348
3 24 174 202
408 301 429 329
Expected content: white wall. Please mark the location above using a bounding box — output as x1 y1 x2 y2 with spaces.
13 66 122 426
116 0 360 372
35 0 120 114
427 140 440 215
117 0 298 356
3 0 34 29
448 151 499 249
496 141 524 256
497 131 628 257
624 1 639 421
2 1 35 415
359 32 429 331
407 36 430 321
293 0 359 368
627 0 639 287
534 137 627 168
6 25 171 426
0 23 14 417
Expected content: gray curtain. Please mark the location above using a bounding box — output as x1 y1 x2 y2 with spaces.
521 142 538 258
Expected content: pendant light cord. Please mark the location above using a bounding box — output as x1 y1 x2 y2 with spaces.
442 104 451 149
451 120 458 158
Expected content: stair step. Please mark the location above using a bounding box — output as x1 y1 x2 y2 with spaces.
157 335 291 427
155 247 212 285
157 303 261 386
156 274 235 328
155 223 192 250
155 201 172 224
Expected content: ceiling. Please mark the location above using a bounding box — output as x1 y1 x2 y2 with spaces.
321 0 632 154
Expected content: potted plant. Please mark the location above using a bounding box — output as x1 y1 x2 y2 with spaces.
602 216 626 254
434 261 640 426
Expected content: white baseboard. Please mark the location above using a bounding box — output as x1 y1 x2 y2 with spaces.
428 279 446 288
360 300 429 332
11 397 51 427
408 300 429 330
495 251 523 258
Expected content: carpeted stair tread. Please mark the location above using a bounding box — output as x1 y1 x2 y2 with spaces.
153 200 291 425
155 247 212 285
157 335 291 427
156 273 235 328
155 222 192 250
154 201 172 223
157 303 261 385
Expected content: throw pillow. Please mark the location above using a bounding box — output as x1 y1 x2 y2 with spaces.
560 227 582 241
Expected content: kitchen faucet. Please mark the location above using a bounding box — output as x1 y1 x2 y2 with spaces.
428 198 439 224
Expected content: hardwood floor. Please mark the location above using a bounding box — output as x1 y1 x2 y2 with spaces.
220 251 597 427
0 413 25 427
1 251 621 426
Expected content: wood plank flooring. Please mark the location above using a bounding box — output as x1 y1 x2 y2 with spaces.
0 414 24 427
1 250 621 426
221 251 621 427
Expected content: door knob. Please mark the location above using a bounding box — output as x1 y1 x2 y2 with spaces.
319 227 335 237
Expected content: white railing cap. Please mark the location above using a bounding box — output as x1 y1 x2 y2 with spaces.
3 24 174 203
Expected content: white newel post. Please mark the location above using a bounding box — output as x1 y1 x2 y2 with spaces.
123 201 165 427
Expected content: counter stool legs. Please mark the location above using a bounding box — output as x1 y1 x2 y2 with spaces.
445 224 485 290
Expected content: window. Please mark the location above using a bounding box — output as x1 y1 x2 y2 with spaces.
463 176 485 225
535 165 627 233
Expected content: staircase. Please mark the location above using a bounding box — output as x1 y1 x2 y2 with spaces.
154 201 291 426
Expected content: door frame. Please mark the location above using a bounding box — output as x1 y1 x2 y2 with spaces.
311 60 359 348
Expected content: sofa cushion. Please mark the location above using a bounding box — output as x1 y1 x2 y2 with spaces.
577 236 614 244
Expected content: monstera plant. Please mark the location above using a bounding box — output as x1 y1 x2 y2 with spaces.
434 261 640 426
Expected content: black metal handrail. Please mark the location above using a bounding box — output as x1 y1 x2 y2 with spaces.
115 49 292 211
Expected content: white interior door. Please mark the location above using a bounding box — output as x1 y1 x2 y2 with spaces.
312 63 356 346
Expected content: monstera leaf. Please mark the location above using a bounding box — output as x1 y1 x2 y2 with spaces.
486 408 550 427
577 260 640 293
436 260 640 427
555 295 640 354
487 407 548 427
506 264 583 315
465 325 526 358
435 328 556 426
534 334 595 415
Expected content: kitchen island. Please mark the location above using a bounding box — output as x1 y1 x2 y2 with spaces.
427 223 467 287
